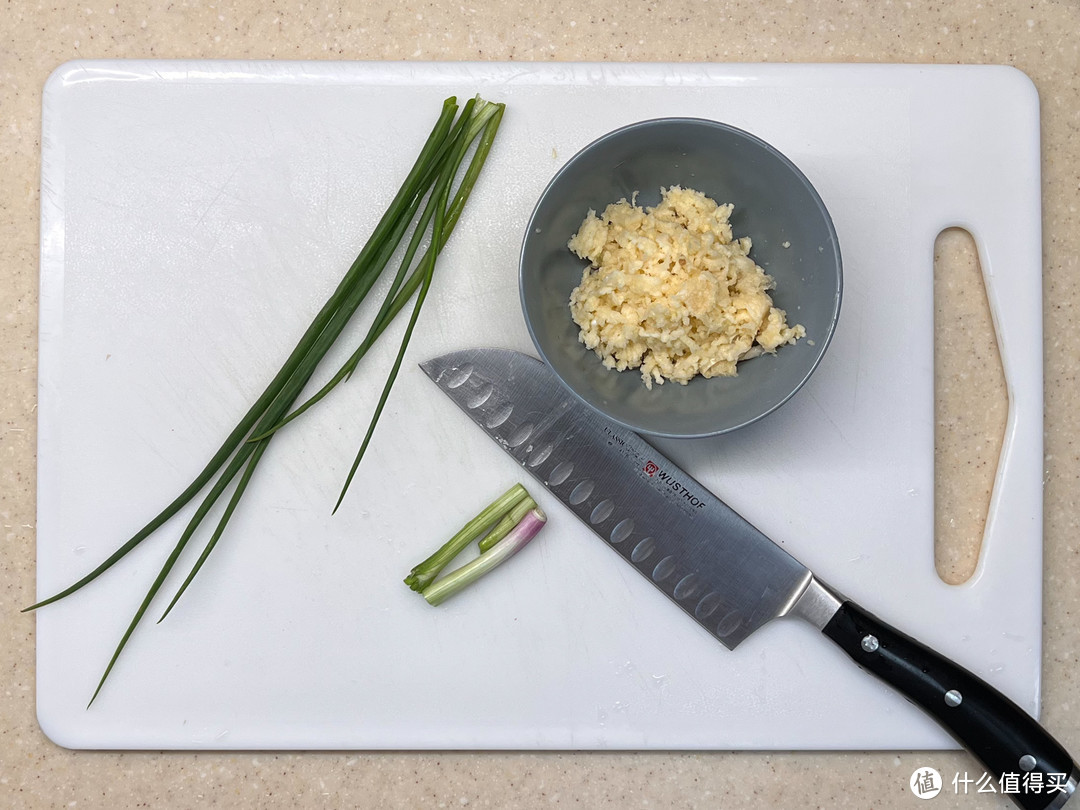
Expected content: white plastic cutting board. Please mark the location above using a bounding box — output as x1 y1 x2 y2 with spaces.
36 61 1043 750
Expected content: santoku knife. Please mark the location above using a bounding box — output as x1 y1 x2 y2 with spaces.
421 347 1077 810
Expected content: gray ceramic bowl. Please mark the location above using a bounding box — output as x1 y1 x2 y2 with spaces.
519 117 843 439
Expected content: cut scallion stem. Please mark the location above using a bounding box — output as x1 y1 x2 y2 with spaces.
422 507 547 606
477 496 537 554
404 484 528 593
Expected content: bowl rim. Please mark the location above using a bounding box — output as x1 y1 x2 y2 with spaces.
518 116 844 439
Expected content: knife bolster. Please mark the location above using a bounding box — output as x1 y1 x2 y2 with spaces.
786 574 844 630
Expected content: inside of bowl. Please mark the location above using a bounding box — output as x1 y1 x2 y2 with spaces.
520 118 842 438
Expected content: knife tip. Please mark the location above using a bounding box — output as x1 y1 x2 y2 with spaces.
418 356 441 379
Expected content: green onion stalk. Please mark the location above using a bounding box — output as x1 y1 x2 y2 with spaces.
24 95 506 706
422 507 547 606
477 494 537 554
404 483 547 606
404 484 529 593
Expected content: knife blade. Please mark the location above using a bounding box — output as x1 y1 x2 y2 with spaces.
421 347 1078 810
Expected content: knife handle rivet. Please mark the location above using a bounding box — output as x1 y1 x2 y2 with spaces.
944 689 963 707
1018 754 1037 772
860 634 880 653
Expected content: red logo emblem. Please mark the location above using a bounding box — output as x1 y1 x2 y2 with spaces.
643 461 659 477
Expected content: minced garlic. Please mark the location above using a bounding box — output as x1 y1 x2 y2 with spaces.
567 186 805 389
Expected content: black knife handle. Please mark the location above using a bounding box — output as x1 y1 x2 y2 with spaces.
822 601 1078 810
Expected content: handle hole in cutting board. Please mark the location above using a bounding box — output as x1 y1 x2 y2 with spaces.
933 227 1008 585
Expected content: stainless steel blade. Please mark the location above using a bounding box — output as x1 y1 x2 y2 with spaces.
421 349 1080 802
420 347 813 649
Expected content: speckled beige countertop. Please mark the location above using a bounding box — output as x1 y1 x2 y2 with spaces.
2 2 1078 808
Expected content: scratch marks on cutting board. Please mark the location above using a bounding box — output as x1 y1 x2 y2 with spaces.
192 165 241 231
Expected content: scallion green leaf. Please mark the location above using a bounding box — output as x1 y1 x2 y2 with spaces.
25 94 507 706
